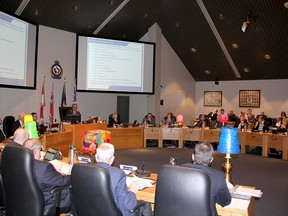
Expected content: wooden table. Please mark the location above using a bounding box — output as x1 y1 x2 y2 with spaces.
136 173 255 216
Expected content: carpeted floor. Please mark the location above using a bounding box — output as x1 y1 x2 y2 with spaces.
114 148 288 216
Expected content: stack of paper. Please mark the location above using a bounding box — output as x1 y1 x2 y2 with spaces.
126 176 155 190
49 160 72 175
235 186 263 198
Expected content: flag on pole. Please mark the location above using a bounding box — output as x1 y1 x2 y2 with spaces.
61 79 67 107
73 79 77 103
40 77 46 122
49 81 54 128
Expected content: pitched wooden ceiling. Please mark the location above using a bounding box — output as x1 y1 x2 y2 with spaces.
1 0 288 81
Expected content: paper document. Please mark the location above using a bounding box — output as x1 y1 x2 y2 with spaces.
126 176 155 190
235 186 263 198
49 160 73 175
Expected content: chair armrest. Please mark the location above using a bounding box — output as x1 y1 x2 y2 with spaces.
44 185 70 216
129 200 152 215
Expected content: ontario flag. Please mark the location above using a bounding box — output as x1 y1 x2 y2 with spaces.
73 79 77 103
40 77 46 122
61 80 67 107
49 81 54 127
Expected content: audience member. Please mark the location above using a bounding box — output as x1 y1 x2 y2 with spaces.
12 112 25 135
182 141 231 216
108 113 122 127
0 117 6 143
227 110 236 121
96 143 151 216
163 112 176 127
238 110 248 121
12 128 29 145
23 138 74 215
280 111 287 119
219 109 228 125
258 111 267 119
207 109 218 121
246 109 255 123
141 113 156 127
253 115 269 132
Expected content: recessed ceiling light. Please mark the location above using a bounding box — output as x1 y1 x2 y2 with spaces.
218 13 225 20
264 54 271 60
284 2 288 8
232 43 238 49
205 70 211 74
72 4 78 11
175 22 180 28
191 48 197 53
243 68 250 73
144 13 148 18
34 9 38 16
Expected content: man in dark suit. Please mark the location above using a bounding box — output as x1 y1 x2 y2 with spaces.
182 141 231 216
96 143 145 216
67 103 81 115
11 112 25 135
23 138 73 215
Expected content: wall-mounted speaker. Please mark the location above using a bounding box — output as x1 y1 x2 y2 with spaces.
160 99 164 106
215 81 219 85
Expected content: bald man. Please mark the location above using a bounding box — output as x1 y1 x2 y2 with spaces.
12 128 29 145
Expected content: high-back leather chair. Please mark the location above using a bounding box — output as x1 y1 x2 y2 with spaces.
2 116 15 138
71 163 122 216
1 143 45 216
154 165 212 216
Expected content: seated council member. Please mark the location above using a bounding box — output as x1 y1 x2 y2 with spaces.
23 138 74 215
11 112 25 135
108 113 122 127
67 103 81 115
194 114 206 128
141 113 156 127
163 112 176 127
182 142 231 216
95 143 147 216
253 115 269 132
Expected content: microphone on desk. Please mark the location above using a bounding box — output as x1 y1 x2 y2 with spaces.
136 161 151 178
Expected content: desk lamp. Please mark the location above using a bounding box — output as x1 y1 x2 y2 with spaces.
217 126 240 184
177 114 184 128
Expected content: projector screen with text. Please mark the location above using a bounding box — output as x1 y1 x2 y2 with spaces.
0 10 38 89
76 35 155 94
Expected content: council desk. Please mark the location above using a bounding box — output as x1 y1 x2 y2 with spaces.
144 127 288 160
42 123 143 156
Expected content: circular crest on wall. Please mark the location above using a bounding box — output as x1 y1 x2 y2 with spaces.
50 60 63 79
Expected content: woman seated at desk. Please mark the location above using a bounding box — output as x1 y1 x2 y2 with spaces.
163 112 176 127
108 113 122 127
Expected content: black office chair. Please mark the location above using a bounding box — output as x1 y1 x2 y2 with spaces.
1 143 64 216
0 170 6 216
2 116 15 138
71 163 147 216
154 165 212 216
